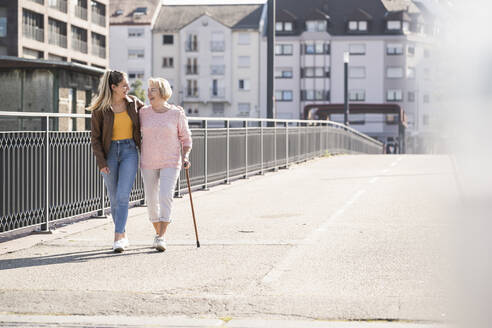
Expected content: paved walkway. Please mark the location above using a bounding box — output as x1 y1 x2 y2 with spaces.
0 155 458 327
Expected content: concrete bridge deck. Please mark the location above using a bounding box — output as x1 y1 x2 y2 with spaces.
0 155 458 327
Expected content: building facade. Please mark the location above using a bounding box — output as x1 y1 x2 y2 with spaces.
0 0 109 68
109 0 160 93
152 4 266 118
272 0 438 150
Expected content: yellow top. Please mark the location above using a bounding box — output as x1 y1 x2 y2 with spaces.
112 110 133 140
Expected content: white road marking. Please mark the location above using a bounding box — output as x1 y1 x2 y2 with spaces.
262 189 366 284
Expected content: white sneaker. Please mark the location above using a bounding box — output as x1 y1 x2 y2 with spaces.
152 235 159 248
113 238 128 253
155 236 167 252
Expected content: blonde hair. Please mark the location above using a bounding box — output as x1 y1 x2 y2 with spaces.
87 70 127 111
149 77 172 101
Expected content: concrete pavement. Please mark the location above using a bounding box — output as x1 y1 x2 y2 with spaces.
0 155 458 327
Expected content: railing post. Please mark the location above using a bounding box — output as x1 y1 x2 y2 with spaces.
204 120 209 190
244 120 248 178
298 122 301 162
285 121 289 168
226 119 230 184
274 120 277 171
260 120 264 175
41 116 50 232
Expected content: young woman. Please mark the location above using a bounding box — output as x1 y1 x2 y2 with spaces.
140 78 192 252
88 70 145 252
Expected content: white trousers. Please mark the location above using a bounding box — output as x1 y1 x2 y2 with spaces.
141 167 180 223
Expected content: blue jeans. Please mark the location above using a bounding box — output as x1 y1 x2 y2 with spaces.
101 139 138 234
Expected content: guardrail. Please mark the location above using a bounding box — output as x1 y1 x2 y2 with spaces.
0 111 383 234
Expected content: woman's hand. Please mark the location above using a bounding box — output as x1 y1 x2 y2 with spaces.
183 158 191 169
100 167 110 175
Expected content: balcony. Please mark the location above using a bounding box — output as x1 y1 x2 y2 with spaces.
91 11 105 26
49 0 67 13
185 88 199 98
185 65 199 75
48 32 67 48
72 38 88 53
23 25 44 42
210 41 225 52
28 0 44 5
210 88 225 98
75 6 88 20
211 65 225 75
91 44 106 58
185 41 198 52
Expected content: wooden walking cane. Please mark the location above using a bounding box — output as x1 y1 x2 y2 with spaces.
185 166 200 248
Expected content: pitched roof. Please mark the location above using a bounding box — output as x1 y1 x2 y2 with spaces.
109 0 160 25
153 4 264 32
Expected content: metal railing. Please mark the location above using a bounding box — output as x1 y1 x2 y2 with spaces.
91 12 105 26
29 0 44 5
23 25 44 42
75 5 88 20
185 65 199 75
49 0 67 13
210 88 225 98
0 111 383 234
185 88 199 98
185 41 198 52
48 32 67 48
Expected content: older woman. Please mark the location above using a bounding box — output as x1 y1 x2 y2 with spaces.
140 78 192 252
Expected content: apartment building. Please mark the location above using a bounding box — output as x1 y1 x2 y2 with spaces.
273 0 438 148
152 4 266 118
0 0 109 68
109 0 160 93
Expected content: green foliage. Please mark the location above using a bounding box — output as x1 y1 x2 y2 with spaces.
129 79 146 102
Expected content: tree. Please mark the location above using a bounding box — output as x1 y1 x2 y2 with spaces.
129 79 145 102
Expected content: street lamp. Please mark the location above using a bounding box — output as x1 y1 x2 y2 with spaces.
343 51 350 126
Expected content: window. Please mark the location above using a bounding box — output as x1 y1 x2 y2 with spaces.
128 49 144 59
186 34 198 51
275 68 293 78
238 33 250 45
306 20 326 32
275 90 293 101
407 92 415 102
284 22 293 31
163 34 173 44
349 66 365 79
301 90 328 101
238 56 250 68
407 67 415 79
212 103 225 116
349 44 366 55
162 57 173 68
387 89 403 101
128 71 144 79
128 28 144 38
276 21 294 32
387 20 401 30
349 89 365 101
387 43 403 55
186 80 198 97
275 22 283 31
423 94 430 103
402 21 410 33
348 20 367 32
275 44 293 55
302 67 328 78
407 44 415 56
303 43 329 54
238 79 250 91
386 67 403 78
0 7 6 38
186 57 198 74
238 103 250 117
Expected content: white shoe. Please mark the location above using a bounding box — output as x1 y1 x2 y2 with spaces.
152 235 159 248
155 236 167 252
113 238 128 253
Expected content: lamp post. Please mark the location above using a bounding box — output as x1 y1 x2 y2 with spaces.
344 51 350 126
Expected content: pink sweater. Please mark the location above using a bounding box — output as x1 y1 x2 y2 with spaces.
139 105 192 169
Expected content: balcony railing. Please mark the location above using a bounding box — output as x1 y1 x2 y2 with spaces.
23 25 44 42
0 111 384 234
210 40 225 52
49 0 67 13
75 5 88 20
210 88 225 98
185 65 199 75
91 44 106 58
91 11 105 26
185 41 198 52
48 32 67 48
211 65 225 75
185 88 199 98
72 38 88 53
28 0 44 5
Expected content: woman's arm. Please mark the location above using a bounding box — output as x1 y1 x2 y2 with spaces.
90 110 108 171
177 110 192 167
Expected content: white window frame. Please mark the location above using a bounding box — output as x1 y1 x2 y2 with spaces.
128 28 144 38
238 32 250 45
407 67 415 79
238 56 250 68
238 103 251 117
349 66 366 79
349 44 366 55
387 20 401 30
386 67 404 79
238 79 250 91
387 43 403 55
387 89 403 101
349 89 365 101
128 49 144 59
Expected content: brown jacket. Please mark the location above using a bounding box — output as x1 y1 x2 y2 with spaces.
90 95 145 170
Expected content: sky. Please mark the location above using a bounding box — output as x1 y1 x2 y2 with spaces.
162 0 266 4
